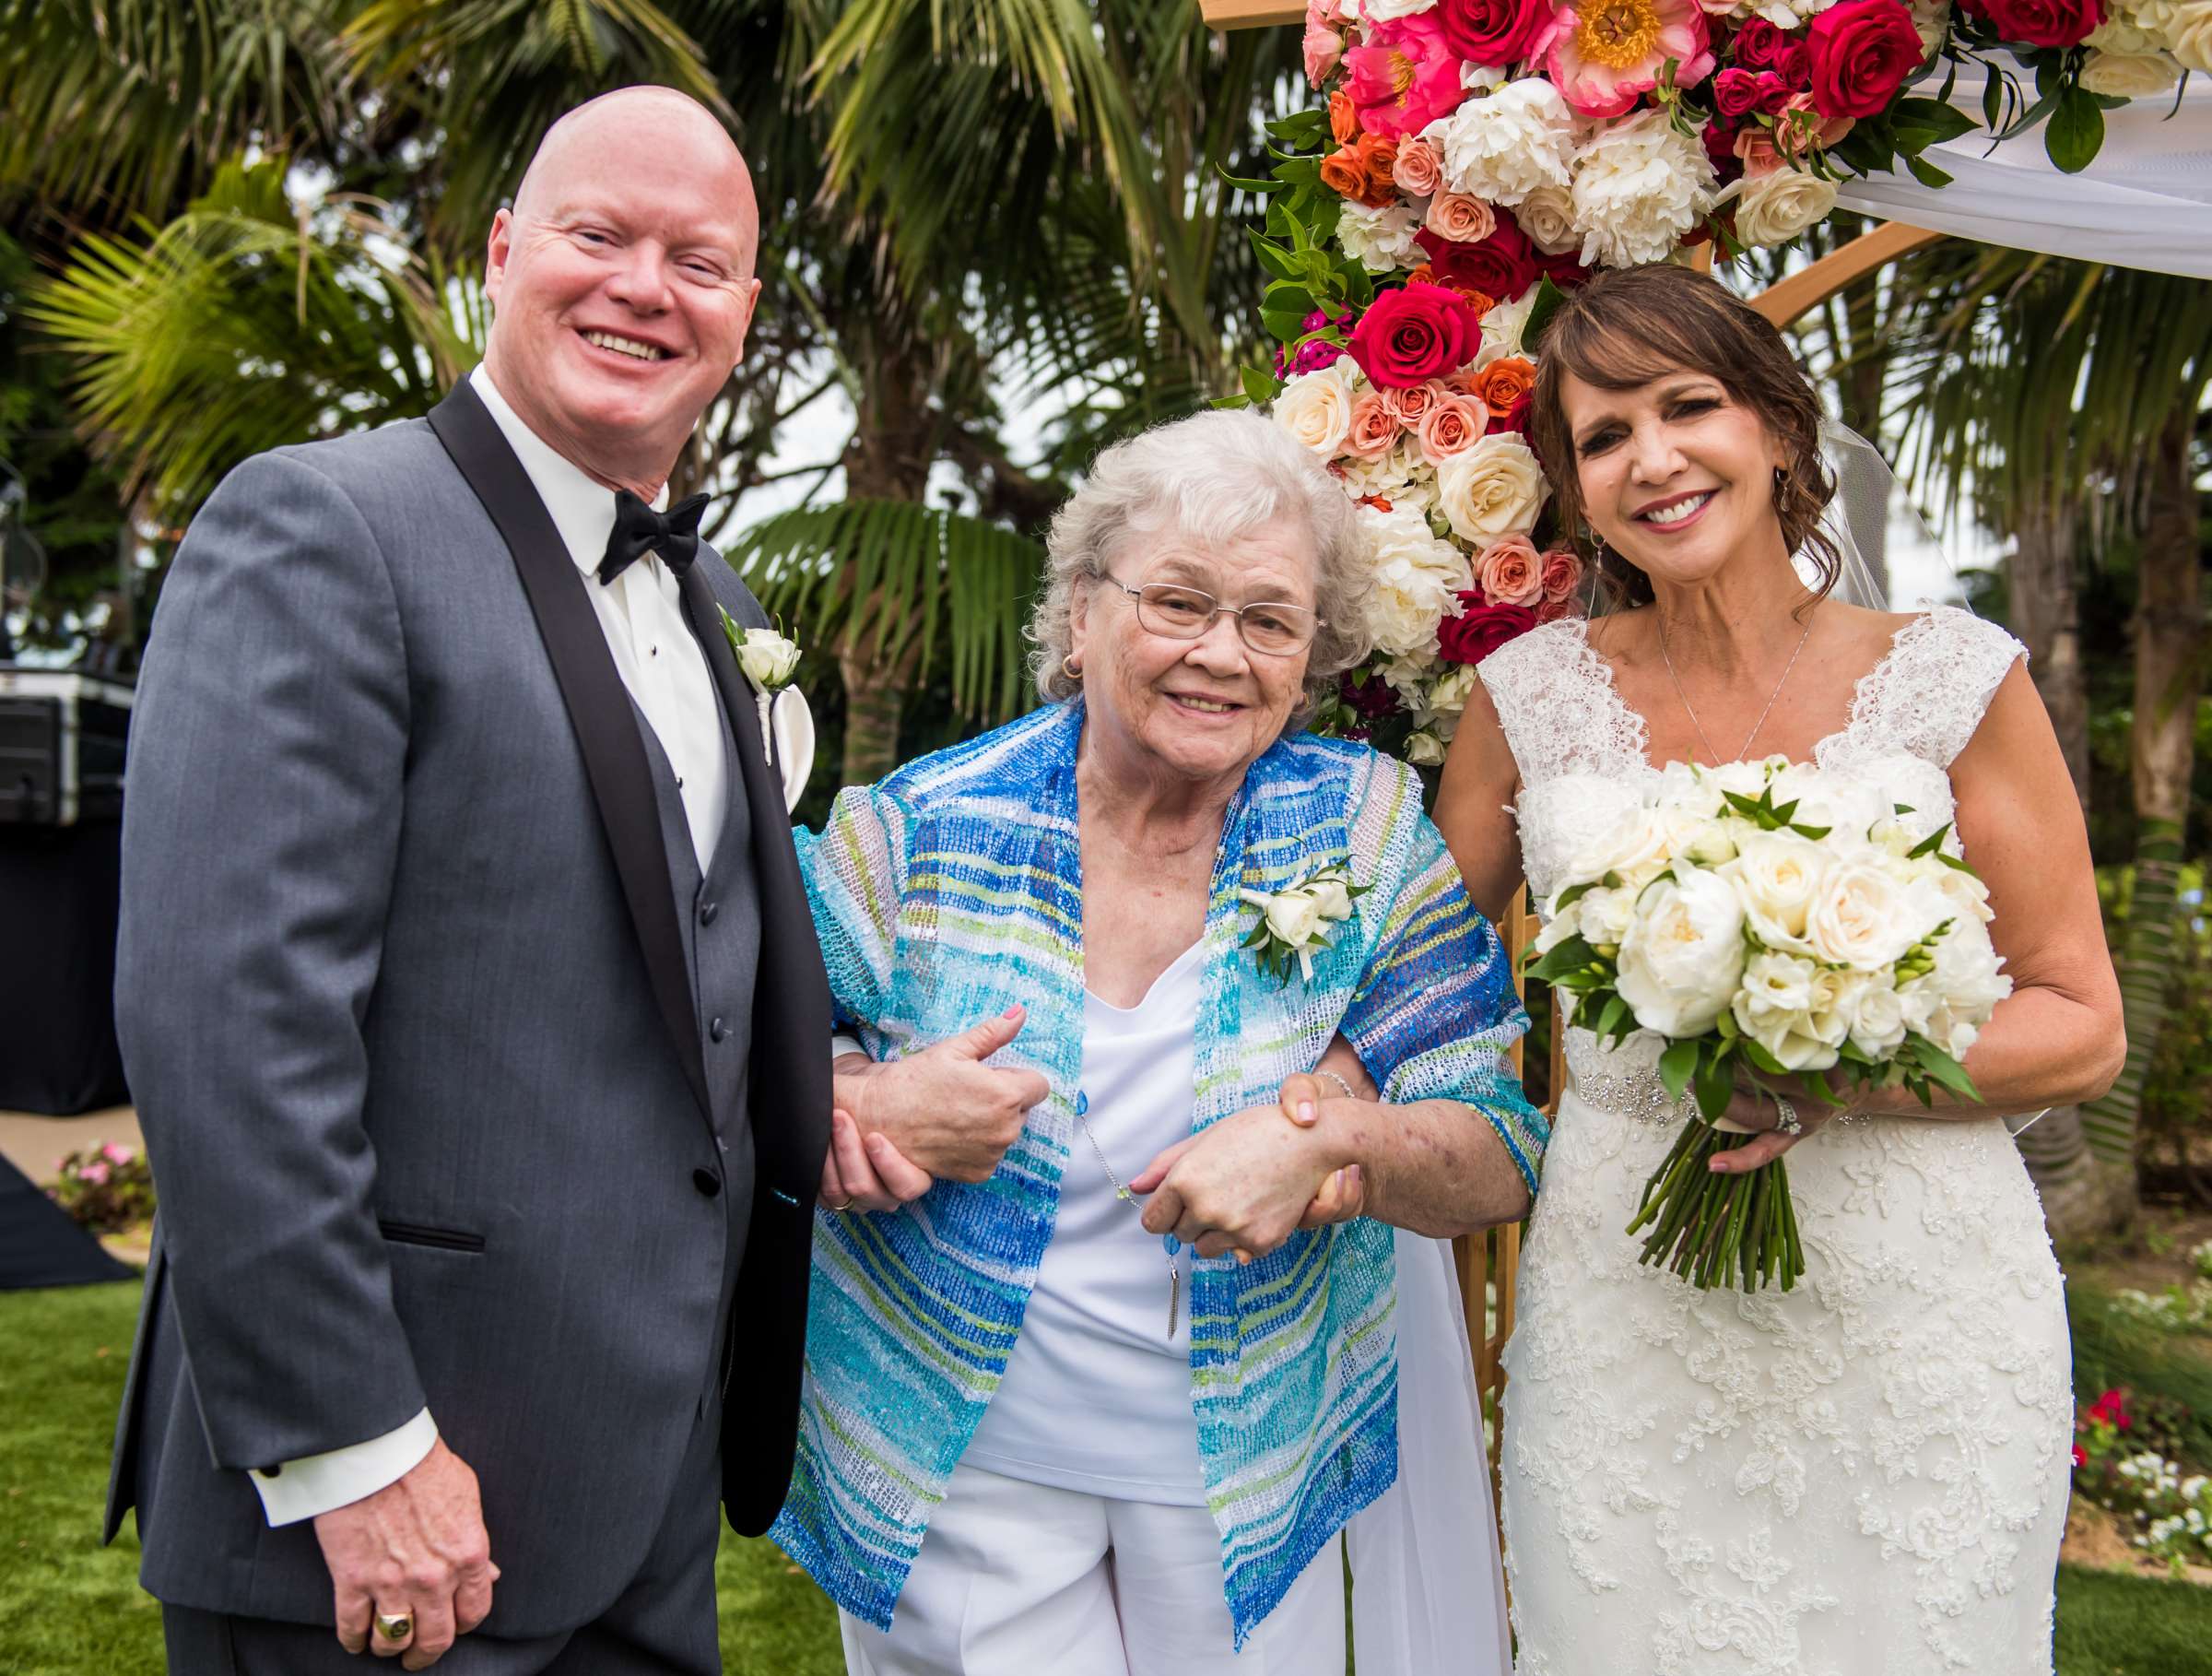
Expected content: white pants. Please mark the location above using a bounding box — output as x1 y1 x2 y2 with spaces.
839 1461 1346 1676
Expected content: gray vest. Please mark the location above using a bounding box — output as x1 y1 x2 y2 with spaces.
632 683 760 1399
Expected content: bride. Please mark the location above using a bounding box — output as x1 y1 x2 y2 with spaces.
1436 264 2125 1675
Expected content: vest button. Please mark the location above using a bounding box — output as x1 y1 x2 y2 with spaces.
709 1016 728 1044
693 1168 722 1198
700 900 719 927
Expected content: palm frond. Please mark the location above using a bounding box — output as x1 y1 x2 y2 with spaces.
729 497 1045 724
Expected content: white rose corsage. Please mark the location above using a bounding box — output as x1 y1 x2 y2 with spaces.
1240 865 1368 985
718 608 814 813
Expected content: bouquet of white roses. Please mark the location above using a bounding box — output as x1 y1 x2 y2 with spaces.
1524 756 2013 1292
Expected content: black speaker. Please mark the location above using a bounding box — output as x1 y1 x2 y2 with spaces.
0 669 132 826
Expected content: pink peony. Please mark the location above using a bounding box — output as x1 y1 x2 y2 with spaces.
1477 534 1546 606
1535 0 1716 119
1305 19 1345 86
1419 394 1491 464
1344 391 1406 459
1393 136 1446 197
1426 192 1500 243
1343 14 1473 140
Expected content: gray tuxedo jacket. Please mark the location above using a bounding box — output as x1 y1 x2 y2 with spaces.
106 379 833 1634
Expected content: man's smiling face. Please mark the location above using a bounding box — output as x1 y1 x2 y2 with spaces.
483 89 762 493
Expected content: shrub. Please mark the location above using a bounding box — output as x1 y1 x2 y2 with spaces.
46 1143 156 1234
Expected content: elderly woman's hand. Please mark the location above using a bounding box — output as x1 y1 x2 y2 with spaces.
830 1009 1052 1204
1129 1098 1343 1264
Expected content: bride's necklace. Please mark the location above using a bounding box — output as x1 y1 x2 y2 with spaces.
1656 610 1818 767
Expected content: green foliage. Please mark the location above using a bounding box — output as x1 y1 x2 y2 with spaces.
2053 1564 2212 1674
2071 1283 2212 1467
729 498 1047 725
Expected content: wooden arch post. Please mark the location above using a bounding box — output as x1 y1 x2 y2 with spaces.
1197 0 1947 1510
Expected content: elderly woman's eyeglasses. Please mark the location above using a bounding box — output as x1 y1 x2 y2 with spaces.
1100 577 1322 656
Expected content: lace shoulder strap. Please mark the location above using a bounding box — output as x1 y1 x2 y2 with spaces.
1833 606 2029 769
1475 618 1648 785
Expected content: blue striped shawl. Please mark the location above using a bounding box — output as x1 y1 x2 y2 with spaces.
771 700 1544 1645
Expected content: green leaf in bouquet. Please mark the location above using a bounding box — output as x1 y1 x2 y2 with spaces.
1693 1050 1734 1121
1738 1038 1789 1076
1265 109 1330 148
1522 276 1570 351
1210 394 1253 411
1241 367 1286 404
1594 994 1631 1044
1908 1036 1983 1103
1981 64 2006 135
1904 154 1956 190
1906 822 1953 858
1803 1066 1842 1106
2046 87 2106 172
1787 821 1832 840
1248 230 1301 283
1217 165 1285 195
1552 879 1600 913
1659 1038 1701 1104
1525 932 1602 984
1835 1037 1877 1067
1895 803 1915 815
1891 96 1978 148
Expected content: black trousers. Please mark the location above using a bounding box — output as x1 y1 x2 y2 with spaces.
162 1404 724 1676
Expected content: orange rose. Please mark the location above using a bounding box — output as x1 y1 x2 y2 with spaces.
1474 356 1536 422
1320 146 1369 201
1322 134 1400 207
1330 88 1360 146
1425 192 1498 244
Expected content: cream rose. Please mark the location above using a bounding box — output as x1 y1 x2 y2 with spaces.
1423 79 1577 207
1719 831 1828 952
1730 167 1839 250
2136 0 2212 69
1805 860 1931 973
1405 729 1449 766
1576 882 1638 949
1472 283 1540 370
1617 868 1748 1038
1826 969 1909 1058
2078 46 2183 94
1274 360 1359 458
733 626 802 689
1356 504 1473 656
1568 803 1675 891
1436 432 1547 544
1513 183 1581 255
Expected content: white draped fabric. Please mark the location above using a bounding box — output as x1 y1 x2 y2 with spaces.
1837 65 2212 279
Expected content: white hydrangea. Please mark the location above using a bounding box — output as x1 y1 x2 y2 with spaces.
1336 201 1425 275
1569 109 1718 269
1422 79 1576 208
1354 503 1474 658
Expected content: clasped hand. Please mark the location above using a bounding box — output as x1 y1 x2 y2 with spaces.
312 1439 498 1670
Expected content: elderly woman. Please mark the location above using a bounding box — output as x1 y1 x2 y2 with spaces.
770 408 1545 1676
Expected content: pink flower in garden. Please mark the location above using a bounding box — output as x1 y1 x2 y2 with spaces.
1343 14 1473 140
1418 394 1491 465
1477 534 1546 606
1344 391 1406 459
1535 0 1716 119
101 1142 135 1165
1393 136 1446 197
80 1161 112 1186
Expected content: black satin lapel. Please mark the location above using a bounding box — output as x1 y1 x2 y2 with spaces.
427 382 712 1122
677 566 832 1189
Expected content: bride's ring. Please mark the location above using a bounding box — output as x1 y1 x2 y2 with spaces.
373 1610 414 1643
825 1196 856 1212
1772 1096 1803 1138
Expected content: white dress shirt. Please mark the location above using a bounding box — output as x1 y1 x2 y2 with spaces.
249 366 733 1526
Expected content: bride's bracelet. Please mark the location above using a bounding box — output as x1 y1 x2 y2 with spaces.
1313 1069 1359 1104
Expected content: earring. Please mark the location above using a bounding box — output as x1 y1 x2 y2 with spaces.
1062 653 1082 682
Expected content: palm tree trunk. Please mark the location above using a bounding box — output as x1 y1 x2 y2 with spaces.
2016 1105 2134 1243
2078 414 2203 1182
2006 505 2092 811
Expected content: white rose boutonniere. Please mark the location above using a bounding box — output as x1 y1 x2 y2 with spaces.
718 608 814 813
1241 864 1369 985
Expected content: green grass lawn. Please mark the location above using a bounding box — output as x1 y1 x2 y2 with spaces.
6 1279 2211 1674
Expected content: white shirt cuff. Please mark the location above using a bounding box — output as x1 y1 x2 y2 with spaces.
249 1408 439 1527
830 1033 867 1065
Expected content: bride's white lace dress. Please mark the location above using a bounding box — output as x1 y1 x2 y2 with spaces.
1478 608 2074 1676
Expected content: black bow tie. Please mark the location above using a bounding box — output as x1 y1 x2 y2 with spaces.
598 490 711 585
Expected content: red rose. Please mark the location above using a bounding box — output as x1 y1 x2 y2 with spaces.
1730 18 1809 85
1435 0 1554 65
1347 282 1488 389
1416 214 1538 308
1713 66 1790 117
1968 0 2102 45
1703 115 1746 183
1804 0 1927 120
1437 596 1538 666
